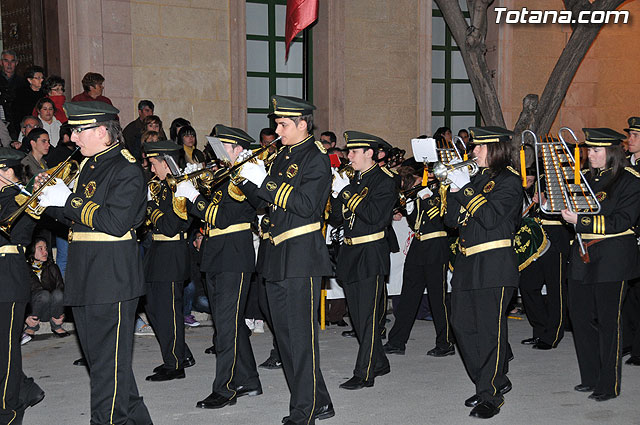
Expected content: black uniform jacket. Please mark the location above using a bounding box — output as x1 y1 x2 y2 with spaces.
444 167 523 291
405 193 448 266
531 181 573 255
188 180 256 274
0 186 36 302
242 135 333 281
48 144 147 305
144 180 191 282
329 164 396 283
569 167 640 284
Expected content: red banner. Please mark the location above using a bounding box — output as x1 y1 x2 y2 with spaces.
285 0 318 60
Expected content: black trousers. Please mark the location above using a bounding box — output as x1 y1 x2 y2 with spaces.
342 275 390 381
73 298 152 425
568 279 627 396
206 272 260 399
257 273 280 362
266 276 331 425
451 287 513 405
245 275 264 320
519 250 566 346
145 281 192 370
31 289 65 323
388 261 453 351
622 277 640 356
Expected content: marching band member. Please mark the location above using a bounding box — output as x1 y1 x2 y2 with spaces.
239 95 334 425
141 140 195 382
329 131 396 390
0 148 45 425
38 101 152 424
561 128 640 401
175 125 262 409
444 127 522 419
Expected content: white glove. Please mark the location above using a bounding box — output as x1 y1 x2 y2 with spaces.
175 180 200 203
147 187 153 202
239 161 267 188
184 162 202 174
448 167 471 189
331 169 350 198
417 187 432 199
405 198 415 215
39 178 72 208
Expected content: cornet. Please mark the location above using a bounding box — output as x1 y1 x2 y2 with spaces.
432 158 479 185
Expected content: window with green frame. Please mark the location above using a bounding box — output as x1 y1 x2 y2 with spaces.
245 0 313 140
432 1 481 135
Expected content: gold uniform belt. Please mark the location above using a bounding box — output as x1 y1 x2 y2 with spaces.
261 232 270 240
208 223 251 237
415 230 447 242
580 229 634 240
270 222 321 246
152 232 187 242
344 231 385 246
0 245 23 255
540 219 564 226
69 230 134 243
460 239 512 256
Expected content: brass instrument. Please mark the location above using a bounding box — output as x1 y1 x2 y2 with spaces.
0 149 80 239
336 163 355 179
436 135 466 164
432 158 479 185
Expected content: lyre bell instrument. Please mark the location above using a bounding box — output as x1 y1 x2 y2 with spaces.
0 148 80 239
432 158 479 185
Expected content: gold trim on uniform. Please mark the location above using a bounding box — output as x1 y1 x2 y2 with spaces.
591 215 605 234
81 201 100 228
84 181 96 198
121 149 136 163
460 239 512 256
69 230 134 242
415 230 447 241
150 209 164 225
270 222 321 246
197 200 206 211
466 194 486 215
595 191 606 202
286 164 299 178
207 222 251 237
71 197 84 208
205 204 218 226
426 206 440 219
344 230 385 246
275 182 294 209
266 181 277 192
152 232 187 242
483 181 495 193
0 245 21 255
464 187 474 197
580 229 634 239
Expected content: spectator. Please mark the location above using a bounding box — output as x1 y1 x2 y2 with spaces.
35 98 62 147
40 76 67 123
46 124 82 168
123 100 166 148
127 114 163 162
259 127 278 154
169 117 191 142
320 130 337 150
71 72 114 106
23 238 69 342
20 128 49 175
15 115 43 149
0 119 11 147
177 125 205 165
458 128 470 144
140 130 160 172
13 65 45 132
0 49 26 138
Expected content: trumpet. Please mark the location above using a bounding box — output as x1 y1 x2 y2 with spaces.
0 149 80 239
432 158 479 185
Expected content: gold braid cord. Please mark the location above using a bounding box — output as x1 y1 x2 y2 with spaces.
228 181 246 202
439 184 450 217
172 195 188 220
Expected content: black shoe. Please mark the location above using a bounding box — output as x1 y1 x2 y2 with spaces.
205 344 216 354
73 357 87 366
626 356 640 365
469 401 501 419
184 356 196 368
574 384 595 392
465 381 510 407
259 356 282 369
281 403 335 423
521 337 538 345
341 329 356 338
27 390 45 408
589 393 617 402
373 365 390 378
339 375 374 390
383 342 405 355
427 346 455 357
145 368 185 382
196 392 237 409
499 379 512 395
52 329 70 338
532 341 553 350
235 385 263 398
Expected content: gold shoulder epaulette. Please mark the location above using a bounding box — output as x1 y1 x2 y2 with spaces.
381 166 394 177
315 140 327 154
507 166 519 176
121 148 136 163
625 166 640 178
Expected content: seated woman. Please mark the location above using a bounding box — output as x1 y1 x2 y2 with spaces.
23 237 69 339
177 125 205 165
35 97 62 147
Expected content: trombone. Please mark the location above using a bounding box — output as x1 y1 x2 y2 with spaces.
0 148 80 239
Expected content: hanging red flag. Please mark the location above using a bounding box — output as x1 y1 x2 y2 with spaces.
285 0 318 60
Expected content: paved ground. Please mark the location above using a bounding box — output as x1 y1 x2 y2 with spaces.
20 314 640 425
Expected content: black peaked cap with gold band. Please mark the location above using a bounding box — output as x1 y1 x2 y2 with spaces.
0 147 26 168
582 128 626 147
624 117 640 133
64 101 120 126
469 126 514 144
214 124 255 150
344 130 392 151
268 94 316 119
143 139 182 158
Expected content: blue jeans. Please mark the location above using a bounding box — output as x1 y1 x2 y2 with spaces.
183 281 210 315
55 236 68 278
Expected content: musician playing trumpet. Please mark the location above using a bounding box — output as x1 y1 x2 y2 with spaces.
174 124 262 410
443 127 522 419
560 128 640 402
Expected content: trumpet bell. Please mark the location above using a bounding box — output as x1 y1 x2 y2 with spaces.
433 158 479 185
